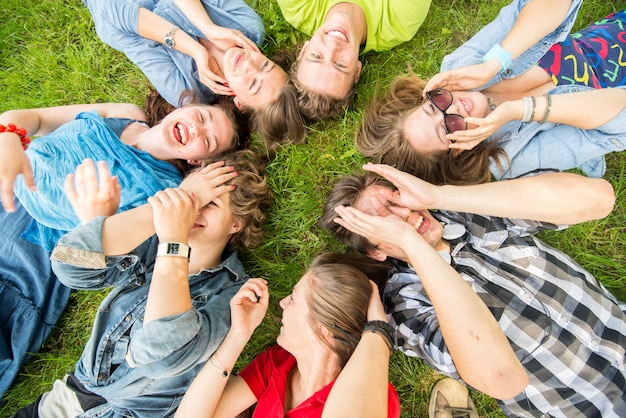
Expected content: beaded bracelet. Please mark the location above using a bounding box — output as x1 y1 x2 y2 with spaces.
481 43 513 73
0 123 31 150
540 94 552 123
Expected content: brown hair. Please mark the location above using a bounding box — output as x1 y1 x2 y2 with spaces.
144 90 251 175
200 150 272 254
305 253 391 368
320 173 393 256
249 82 306 145
290 59 355 121
357 74 505 185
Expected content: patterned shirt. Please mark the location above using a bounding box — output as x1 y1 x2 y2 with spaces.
384 210 626 417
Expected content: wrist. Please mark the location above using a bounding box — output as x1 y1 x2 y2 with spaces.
481 43 512 73
362 320 396 354
156 241 191 260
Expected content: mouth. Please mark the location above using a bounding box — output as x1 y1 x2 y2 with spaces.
410 211 430 235
459 97 472 116
192 222 204 229
233 51 244 70
173 123 188 145
325 27 348 42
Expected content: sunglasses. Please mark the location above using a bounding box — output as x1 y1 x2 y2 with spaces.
425 88 468 134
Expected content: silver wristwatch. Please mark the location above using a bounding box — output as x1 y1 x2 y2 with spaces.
164 25 179 49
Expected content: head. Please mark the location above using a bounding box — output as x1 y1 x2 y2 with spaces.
145 90 248 175
196 150 272 255
249 82 306 145
321 173 444 262
357 74 504 185
278 253 390 368
222 48 289 111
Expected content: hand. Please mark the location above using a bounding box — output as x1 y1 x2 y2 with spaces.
148 188 199 243
447 102 515 151
229 278 269 336
366 281 387 322
362 163 440 211
424 60 501 93
333 205 418 260
194 48 234 96
0 134 35 212
65 159 121 223
179 161 237 207
203 24 259 54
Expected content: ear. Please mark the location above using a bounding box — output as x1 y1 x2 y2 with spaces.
366 249 388 262
229 218 244 235
187 159 202 166
233 97 244 110
297 41 310 60
354 60 363 83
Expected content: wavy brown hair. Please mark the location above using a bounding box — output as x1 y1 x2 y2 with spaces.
305 253 391 368
357 74 506 185
200 150 272 254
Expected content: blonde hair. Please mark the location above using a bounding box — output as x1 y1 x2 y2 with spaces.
357 74 505 185
250 82 306 145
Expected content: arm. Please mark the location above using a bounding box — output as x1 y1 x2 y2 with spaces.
333 206 528 400
0 103 144 212
365 163 615 225
175 278 269 418
426 0 574 92
322 282 395 418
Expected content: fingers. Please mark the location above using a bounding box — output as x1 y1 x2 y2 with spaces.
1 183 16 212
238 278 269 304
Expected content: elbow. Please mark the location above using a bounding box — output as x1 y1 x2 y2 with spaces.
463 363 528 401
585 179 615 221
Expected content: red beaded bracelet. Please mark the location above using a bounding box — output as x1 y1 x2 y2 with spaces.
0 123 31 150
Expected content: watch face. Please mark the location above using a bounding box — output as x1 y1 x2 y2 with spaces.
169 243 180 254
165 38 175 48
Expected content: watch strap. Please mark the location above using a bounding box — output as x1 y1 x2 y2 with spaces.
156 242 190 260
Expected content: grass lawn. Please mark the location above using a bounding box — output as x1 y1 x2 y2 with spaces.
1 0 624 416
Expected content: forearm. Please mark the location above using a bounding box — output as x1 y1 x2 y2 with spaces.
405 235 527 399
102 204 155 255
322 332 390 417
172 0 216 39
500 0 572 60
143 255 193 324
436 172 614 224
176 330 251 418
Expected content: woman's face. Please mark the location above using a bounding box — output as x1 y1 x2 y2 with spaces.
277 273 318 352
157 105 234 164
222 48 288 110
403 90 489 155
188 191 241 246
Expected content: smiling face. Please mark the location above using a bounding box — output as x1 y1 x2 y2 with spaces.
157 105 234 164
295 19 362 100
188 192 241 247
355 184 444 260
277 272 317 353
404 90 489 155
222 48 288 110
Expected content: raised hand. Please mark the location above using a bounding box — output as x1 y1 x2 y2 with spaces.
424 60 501 93
179 161 237 207
193 47 234 96
229 278 269 337
0 134 35 212
148 188 199 243
366 281 387 322
65 159 120 223
447 102 516 150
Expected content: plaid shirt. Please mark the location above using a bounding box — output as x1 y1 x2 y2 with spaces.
385 210 626 417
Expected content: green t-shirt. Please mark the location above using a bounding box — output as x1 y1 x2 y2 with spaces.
277 0 431 53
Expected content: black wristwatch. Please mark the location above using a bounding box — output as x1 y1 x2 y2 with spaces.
156 242 190 260
164 25 179 49
363 320 397 353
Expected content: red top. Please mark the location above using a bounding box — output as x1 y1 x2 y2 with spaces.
239 344 401 417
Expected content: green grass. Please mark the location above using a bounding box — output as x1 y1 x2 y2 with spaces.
1 0 624 416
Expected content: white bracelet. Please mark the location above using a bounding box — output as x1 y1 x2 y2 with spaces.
521 97 534 123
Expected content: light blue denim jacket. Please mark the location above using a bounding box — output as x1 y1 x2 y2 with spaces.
440 0 626 179
84 0 265 106
51 217 248 417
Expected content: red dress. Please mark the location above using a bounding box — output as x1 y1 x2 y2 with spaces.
239 344 401 417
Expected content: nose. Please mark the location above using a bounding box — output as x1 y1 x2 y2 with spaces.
243 56 260 74
279 296 289 310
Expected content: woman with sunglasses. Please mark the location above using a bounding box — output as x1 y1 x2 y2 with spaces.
356 0 626 185
175 253 401 417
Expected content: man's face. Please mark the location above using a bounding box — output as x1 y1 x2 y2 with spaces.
295 21 362 100
354 185 444 260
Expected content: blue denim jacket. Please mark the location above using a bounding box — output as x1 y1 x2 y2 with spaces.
440 0 626 179
84 0 265 106
51 217 248 417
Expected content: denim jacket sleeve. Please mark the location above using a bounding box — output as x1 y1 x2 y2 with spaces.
440 0 583 90
51 216 150 290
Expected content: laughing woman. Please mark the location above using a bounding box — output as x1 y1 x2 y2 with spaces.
85 0 305 143
175 253 401 418
357 0 626 185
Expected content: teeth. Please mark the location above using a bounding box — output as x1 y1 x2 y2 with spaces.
327 30 348 41
414 215 424 230
176 124 186 145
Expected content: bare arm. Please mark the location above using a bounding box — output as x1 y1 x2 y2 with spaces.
367 164 615 225
333 206 529 400
322 283 393 418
